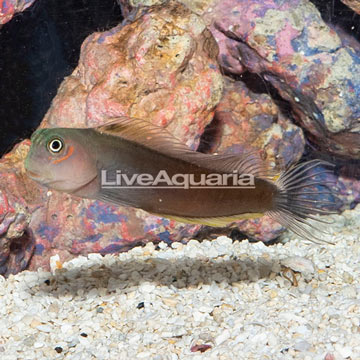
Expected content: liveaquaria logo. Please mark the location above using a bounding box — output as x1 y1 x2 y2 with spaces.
101 170 255 189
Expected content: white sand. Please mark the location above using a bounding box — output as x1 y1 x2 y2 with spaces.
0 205 360 359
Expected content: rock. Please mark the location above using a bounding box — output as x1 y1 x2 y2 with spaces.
120 0 360 160
208 77 305 168
0 141 39 276
42 0 223 150
201 0 360 159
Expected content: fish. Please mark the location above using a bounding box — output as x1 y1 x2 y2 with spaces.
25 116 337 243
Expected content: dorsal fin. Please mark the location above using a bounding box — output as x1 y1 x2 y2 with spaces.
96 116 273 179
96 116 196 158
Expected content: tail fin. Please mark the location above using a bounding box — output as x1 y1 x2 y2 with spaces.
267 160 340 244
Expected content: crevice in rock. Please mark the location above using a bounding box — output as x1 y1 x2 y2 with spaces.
197 114 222 154
3 228 35 277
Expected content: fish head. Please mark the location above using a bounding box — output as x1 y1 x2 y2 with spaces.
25 128 98 193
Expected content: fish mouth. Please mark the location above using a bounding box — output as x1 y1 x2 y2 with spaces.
26 170 42 179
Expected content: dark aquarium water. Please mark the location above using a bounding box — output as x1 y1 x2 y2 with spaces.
0 0 122 155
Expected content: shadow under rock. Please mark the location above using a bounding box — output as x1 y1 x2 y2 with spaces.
38 254 279 296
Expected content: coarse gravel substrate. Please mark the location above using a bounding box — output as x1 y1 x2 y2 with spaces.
1 205 360 359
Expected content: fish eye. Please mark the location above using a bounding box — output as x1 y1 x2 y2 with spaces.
47 138 64 154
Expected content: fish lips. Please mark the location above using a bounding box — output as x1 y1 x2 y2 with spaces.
26 169 50 184
26 170 42 179
25 158 49 181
